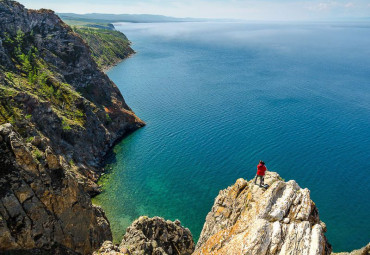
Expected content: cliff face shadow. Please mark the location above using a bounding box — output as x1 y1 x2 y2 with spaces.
1 245 77 255
100 125 145 173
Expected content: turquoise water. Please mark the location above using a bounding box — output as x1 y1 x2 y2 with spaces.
93 22 370 252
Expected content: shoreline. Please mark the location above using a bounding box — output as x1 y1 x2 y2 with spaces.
102 51 137 73
93 49 142 197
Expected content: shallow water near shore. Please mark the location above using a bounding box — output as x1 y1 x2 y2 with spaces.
92 21 370 252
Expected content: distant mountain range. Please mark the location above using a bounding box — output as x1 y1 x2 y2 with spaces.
58 13 236 23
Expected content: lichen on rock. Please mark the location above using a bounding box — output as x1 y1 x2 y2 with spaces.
0 124 112 254
194 171 332 255
94 216 195 255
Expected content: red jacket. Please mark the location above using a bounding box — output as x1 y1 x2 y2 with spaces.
257 163 266 176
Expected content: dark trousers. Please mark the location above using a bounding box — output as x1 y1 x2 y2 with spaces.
254 175 264 186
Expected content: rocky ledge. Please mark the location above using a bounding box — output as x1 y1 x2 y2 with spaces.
194 171 332 255
93 216 195 255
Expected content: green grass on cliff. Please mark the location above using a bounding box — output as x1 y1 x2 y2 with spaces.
0 23 129 136
1 71 86 129
0 29 87 131
72 26 134 70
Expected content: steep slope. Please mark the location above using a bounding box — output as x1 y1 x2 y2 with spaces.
72 26 134 71
0 124 111 254
0 0 144 253
194 171 332 255
0 0 144 187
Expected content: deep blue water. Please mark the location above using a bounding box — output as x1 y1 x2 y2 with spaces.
93 22 370 252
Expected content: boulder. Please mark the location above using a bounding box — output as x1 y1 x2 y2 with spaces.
94 216 195 255
45 146 61 170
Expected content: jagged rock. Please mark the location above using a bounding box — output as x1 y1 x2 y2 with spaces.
194 171 332 255
332 243 370 255
95 216 195 255
31 136 42 147
93 241 121 255
120 216 195 255
9 131 39 174
0 124 112 254
45 146 60 170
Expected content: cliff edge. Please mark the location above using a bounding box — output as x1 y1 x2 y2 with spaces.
194 171 332 255
0 0 143 253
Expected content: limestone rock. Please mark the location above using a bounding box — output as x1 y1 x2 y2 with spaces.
95 216 195 255
194 171 332 255
120 216 195 255
0 124 112 254
94 241 121 255
45 146 61 170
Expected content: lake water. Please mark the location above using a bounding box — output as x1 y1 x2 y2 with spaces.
92 22 370 252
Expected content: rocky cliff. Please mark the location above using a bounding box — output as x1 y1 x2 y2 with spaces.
0 0 143 253
72 26 135 71
194 171 332 255
0 123 111 254
0 0 144 172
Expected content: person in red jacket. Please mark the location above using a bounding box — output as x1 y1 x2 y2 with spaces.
254 160 267 187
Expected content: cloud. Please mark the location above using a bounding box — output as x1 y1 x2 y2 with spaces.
306 1 358 12
344 2 354 8
306 1 338 11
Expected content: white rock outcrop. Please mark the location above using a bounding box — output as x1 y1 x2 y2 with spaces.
194 172 332 255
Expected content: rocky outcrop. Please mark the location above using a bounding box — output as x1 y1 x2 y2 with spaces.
194 171 332 255
94 216 195 255
93 172 336 255
332 243 370 255
0 123 111 254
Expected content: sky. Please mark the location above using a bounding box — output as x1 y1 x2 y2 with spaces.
17 0 370 21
